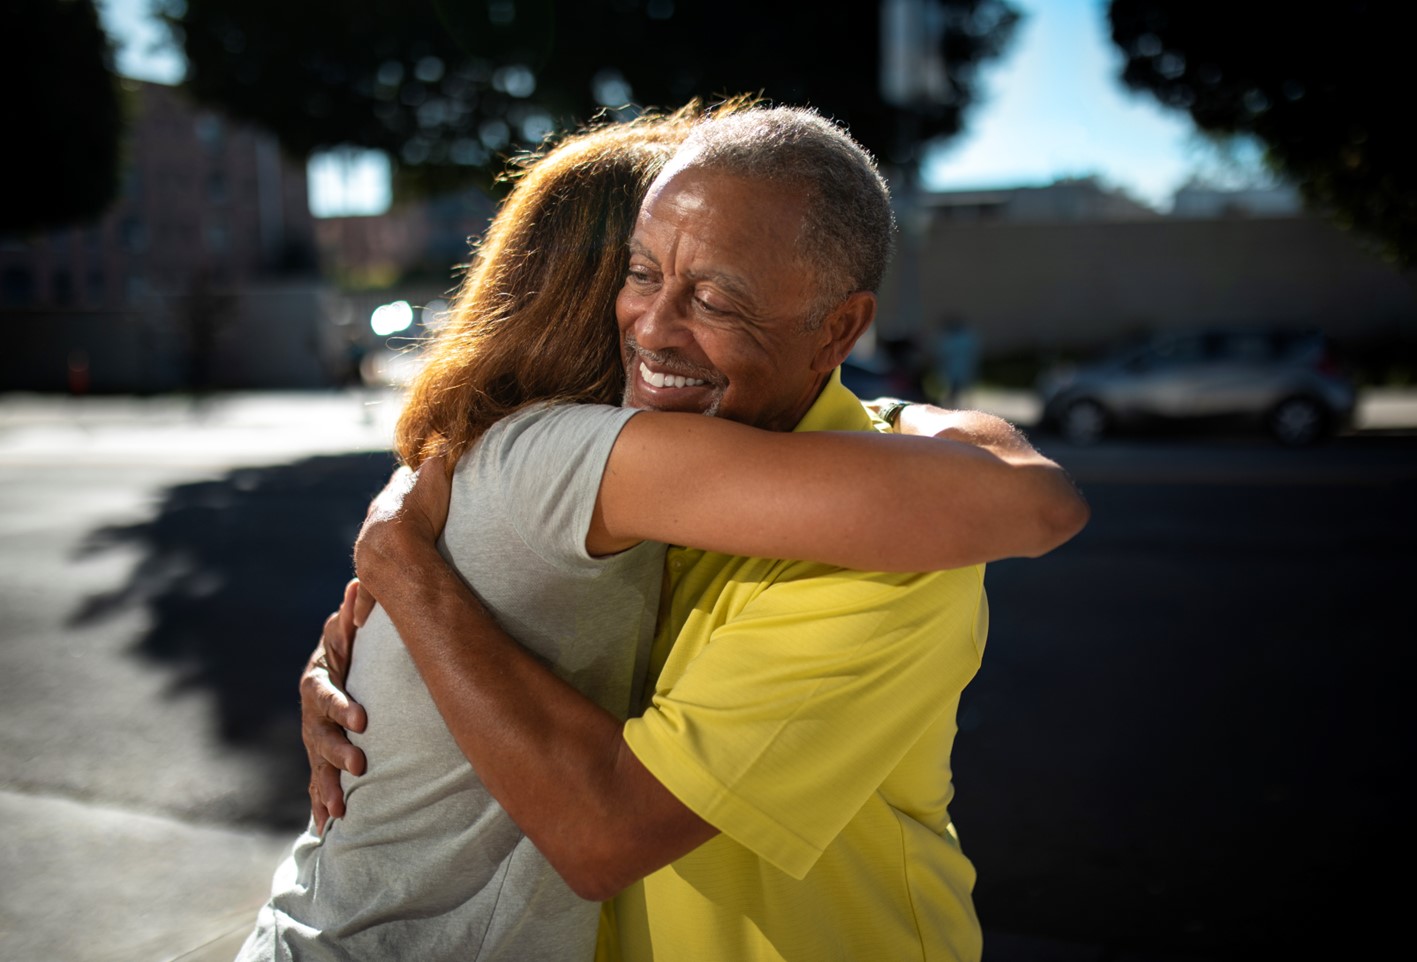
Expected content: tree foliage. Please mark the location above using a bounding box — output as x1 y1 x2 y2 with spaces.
161 0 1019 197
1108 0 1415 266
2 0 124 233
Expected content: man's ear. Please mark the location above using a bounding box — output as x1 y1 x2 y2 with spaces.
810 291 876 373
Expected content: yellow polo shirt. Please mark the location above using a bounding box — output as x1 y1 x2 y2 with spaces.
598 371 989 962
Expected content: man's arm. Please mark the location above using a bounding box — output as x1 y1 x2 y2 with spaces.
872 401 1093 558
873 399 1089 553
589 409 1088 570
353 459 715 902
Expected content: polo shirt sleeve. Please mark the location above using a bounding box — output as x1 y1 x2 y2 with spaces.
623 562 987 880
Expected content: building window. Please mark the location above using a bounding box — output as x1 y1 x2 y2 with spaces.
195 114 224 151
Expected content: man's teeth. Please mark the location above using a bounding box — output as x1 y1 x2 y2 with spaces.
640 361 706 389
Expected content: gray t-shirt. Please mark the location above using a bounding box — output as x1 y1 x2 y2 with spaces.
237 403 665 961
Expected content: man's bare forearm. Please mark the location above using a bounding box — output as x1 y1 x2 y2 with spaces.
894 405 1089 556
355 523 714 900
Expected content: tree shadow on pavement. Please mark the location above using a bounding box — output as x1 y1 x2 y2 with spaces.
68 451 399 828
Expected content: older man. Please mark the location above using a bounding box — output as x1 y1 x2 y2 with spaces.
308 106 1086 961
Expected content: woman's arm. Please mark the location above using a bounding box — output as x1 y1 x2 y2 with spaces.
589 408 1088 571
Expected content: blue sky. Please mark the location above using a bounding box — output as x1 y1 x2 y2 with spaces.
922 0 1207 205
98 0 1263 215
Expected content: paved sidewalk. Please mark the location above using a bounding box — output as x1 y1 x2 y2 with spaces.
0 789 290 962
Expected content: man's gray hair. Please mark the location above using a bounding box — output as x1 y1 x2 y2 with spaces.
675 105 897 325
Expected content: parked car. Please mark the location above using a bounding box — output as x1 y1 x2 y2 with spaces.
1036 327 1356 445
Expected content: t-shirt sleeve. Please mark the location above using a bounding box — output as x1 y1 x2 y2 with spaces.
623 562 987 879
455 403 638 573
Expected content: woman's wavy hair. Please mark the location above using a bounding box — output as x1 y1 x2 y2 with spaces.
395 99 752 470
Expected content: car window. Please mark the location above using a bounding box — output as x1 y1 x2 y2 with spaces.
1146 335 1207 368
1220 332 1273 362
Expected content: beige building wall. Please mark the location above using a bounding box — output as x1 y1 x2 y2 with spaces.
877 214 1417 357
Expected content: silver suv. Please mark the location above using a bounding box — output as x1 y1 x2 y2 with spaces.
1037 328 1356 446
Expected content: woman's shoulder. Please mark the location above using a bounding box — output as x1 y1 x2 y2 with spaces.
482 401 631 447
455 402 633 479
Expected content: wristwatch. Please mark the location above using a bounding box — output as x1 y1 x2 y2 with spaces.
877 399 912 428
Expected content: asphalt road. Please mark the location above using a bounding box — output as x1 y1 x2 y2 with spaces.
956 431 1417 959
1 390 1413 960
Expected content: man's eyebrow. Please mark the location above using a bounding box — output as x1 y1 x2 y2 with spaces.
626 236 755 303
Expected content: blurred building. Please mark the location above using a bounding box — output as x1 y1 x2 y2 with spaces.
877 177 1417 372
1170 181 1303 219
0 80 336 393
312 188 497 390
314 190 494 292
924 176 1161 224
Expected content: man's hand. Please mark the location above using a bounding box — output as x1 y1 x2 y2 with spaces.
303 458 452 831
301 578 370 832
353 456 452 594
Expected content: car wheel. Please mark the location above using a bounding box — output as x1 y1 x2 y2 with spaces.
1268 396 1329 446
1060 398 1108 444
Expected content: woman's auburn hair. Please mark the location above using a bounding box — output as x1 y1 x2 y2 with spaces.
392 103 715 471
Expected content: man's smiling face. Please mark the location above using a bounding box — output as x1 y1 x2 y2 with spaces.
616 165 841 432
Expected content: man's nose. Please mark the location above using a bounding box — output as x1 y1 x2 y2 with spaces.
631 287 694 351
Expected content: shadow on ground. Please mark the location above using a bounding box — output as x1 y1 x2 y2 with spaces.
68 451 399 827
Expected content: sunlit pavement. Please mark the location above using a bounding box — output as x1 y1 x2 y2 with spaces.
0 387 404 466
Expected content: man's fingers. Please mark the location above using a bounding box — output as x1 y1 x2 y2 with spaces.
301 585 371 825
308 749 352 829
309 779 333 832
336 578 360 643
305 661 367 735
303 698 367 768
313 761 346 819
324 593 359 682
353 581 375 628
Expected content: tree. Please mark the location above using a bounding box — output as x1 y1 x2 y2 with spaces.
2 0 124 234
1108 0 1415 266
161 0 1019 197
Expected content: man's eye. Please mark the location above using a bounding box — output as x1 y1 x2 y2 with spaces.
694 295 729 315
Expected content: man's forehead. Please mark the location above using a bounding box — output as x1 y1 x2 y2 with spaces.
635 168 805 252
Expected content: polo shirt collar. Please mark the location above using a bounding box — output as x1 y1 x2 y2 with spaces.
792 367 872 434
